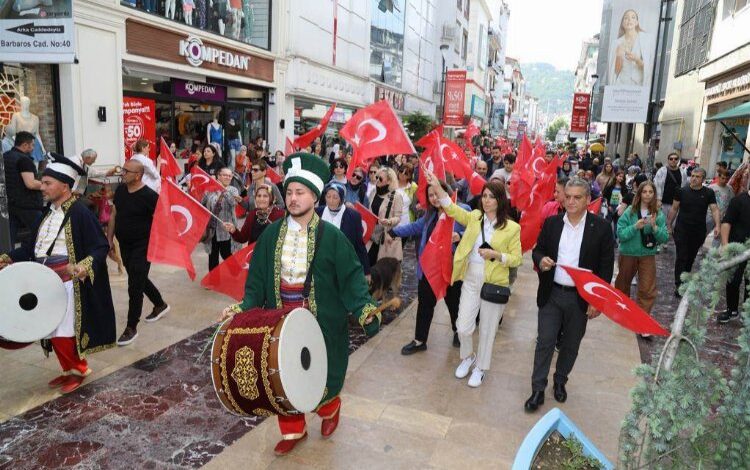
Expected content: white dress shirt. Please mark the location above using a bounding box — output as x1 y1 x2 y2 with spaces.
553 213 586 286
469 215 497 264
34 204 68 258
280 217 309 285
131 153 161 193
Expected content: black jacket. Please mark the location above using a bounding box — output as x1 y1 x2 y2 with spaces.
315 206 371 275
532 212 615 310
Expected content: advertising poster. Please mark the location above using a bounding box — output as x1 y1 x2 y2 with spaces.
600 0 660 123
719 118 749 170
443 70 467 126
123 96 156 161
570 93 591 135
0 0 75 63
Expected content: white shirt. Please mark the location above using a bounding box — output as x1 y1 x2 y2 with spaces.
280 216 309 285
34 204 67 258
131 153 161 193
470 215 497 264
321 206 346 229
553 213 586 286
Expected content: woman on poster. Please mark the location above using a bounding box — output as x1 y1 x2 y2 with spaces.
608 9 653 87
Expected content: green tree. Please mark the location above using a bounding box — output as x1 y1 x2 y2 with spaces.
546 116 569 142
403 111 435 145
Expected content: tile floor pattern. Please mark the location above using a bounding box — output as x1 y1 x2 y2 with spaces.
0 246 417 469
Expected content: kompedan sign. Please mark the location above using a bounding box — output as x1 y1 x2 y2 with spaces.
0 0 75 63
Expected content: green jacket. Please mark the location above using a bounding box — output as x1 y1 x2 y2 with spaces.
616 206 669 257
239 213 379 405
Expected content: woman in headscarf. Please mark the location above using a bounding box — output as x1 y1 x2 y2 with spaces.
316 182 370 276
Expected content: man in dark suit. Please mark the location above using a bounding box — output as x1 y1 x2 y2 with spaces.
525 177 615 412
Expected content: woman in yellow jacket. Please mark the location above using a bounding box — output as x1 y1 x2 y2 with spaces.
426 171 522 387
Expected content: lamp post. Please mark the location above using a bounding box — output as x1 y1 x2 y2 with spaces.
439 44 449 122
585 73 599 145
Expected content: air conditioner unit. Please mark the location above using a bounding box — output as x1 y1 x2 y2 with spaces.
442 24 457 41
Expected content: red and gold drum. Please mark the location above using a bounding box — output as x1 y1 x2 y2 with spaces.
211 307 328 417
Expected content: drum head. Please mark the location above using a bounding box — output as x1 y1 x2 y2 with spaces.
277 308 328 413
0 262 68 342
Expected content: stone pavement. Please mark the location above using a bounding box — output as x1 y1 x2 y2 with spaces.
203 261 641 469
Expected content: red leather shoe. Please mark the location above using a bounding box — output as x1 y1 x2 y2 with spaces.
60 375 85 394
320 406 340 438
273 433 307 456
48 374 70 388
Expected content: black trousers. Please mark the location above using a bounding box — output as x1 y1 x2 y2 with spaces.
209 238 232 271
414 276 462 343
8 207 41 247
673 224 707 288
726 261 749 313
531 287 588 391
120 242 165 329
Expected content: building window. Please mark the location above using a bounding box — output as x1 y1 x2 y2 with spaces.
370 0 406 88
464 0 470 19
120 0 271 50
462 28 468 60
478 24 486 69
724 0 749 18
675 0 716 76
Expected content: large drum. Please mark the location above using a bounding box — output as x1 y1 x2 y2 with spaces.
211 307 328 417
0 262 68 349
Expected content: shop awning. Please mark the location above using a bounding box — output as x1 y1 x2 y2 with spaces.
705 101 750 121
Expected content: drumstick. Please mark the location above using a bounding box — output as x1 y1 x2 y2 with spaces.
365 296 402 320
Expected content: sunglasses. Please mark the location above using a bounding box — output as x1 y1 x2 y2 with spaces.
333 163 345 168
251 167 262 172
352 173 363 180
668 157 679 161
369 170 378 174
377 176 385 183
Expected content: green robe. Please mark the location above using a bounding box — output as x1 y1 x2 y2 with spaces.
238 213 380 404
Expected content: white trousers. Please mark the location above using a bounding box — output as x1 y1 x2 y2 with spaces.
457 262 506 370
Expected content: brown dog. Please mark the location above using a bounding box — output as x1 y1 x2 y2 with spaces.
368 257 402 302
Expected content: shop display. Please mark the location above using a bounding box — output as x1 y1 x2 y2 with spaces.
5 96 46 162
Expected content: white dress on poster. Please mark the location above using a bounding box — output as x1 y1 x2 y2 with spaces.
607 9 654 87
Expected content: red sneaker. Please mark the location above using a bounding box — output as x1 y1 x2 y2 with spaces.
273 433 307 456
48 374 70 388
320 406 340 438
60 375 85 394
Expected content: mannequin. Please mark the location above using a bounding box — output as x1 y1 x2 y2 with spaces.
5 96 46 162
207 117 223 158
241 0 253 42
215 0 227 35
227 117 241 164
164 0 176 19
182 0 194 25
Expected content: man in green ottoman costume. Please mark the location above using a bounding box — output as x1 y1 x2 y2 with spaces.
220 152 380 456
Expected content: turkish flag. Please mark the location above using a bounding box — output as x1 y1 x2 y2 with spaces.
588 197 603 215
340 100 416 178
560 266 669 336
464 121 480 152
294 104 336 149
415 125 443 149
419 212 454 300
200 243 256 300
285 137 296 156
353 202 378 243
266 166 283 185
159 137 182 179
189 165 223 201
416 140 447 207
439 139 484 196
147 179 211 280
519 206 544 253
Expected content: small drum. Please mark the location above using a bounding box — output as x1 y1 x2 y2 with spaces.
211 307 328 417
0 262 68 348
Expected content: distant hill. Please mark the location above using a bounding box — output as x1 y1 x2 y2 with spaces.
521 63 575 119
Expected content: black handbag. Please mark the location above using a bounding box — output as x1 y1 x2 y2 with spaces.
640 228 657 249
478 218 511 304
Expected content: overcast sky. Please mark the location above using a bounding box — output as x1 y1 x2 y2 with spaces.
504 0 603 71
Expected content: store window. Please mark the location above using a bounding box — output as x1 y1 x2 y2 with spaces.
370 0 405 88
120 0 271 50
0 64 61 158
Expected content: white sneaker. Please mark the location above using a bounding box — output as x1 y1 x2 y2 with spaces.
468 368 485 387
455 355 476 379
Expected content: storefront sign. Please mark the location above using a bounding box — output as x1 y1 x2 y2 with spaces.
123 96 156 160
443 70 467 126
470 95 486 119
375 85 405 111
125 20 274 82
0 0 75 63
570 93 591 134
706 70 750 104
173 79 227 102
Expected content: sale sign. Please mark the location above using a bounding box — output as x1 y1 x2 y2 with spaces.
123 96 157 161
570 93 591 135
443 70 467 127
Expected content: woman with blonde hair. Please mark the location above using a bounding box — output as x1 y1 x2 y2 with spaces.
367 166 403 264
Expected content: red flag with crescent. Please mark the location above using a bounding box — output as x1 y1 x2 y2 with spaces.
353 202 378 243
266 166 283 185
148 179 211 280
588 197 603 215
416 138 447 207
200 243 256 300
341 100 416 178
419 212 454 300
285 137 296 156
159 137 182 179
560 266 669 336
464 121 480 152
294 104 336 150
189 165 223 201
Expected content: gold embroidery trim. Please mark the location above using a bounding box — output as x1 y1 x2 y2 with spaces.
81 333 90 349
359 303 379 327
231 346 260 400
219 326 289 416
229 303 242 314
78 256 95 284
0 254 11 264
273 220 287 308
305 214 320 317
252 408 274 418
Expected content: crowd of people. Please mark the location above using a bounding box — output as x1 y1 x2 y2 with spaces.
2 128 750 453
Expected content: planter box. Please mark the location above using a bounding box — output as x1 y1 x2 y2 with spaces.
512 407 613 470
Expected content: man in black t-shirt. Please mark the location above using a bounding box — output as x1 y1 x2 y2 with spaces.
107 159 169 346
718 190 750 323
3 131 42 246
656 152 688 227
667 167 720 296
